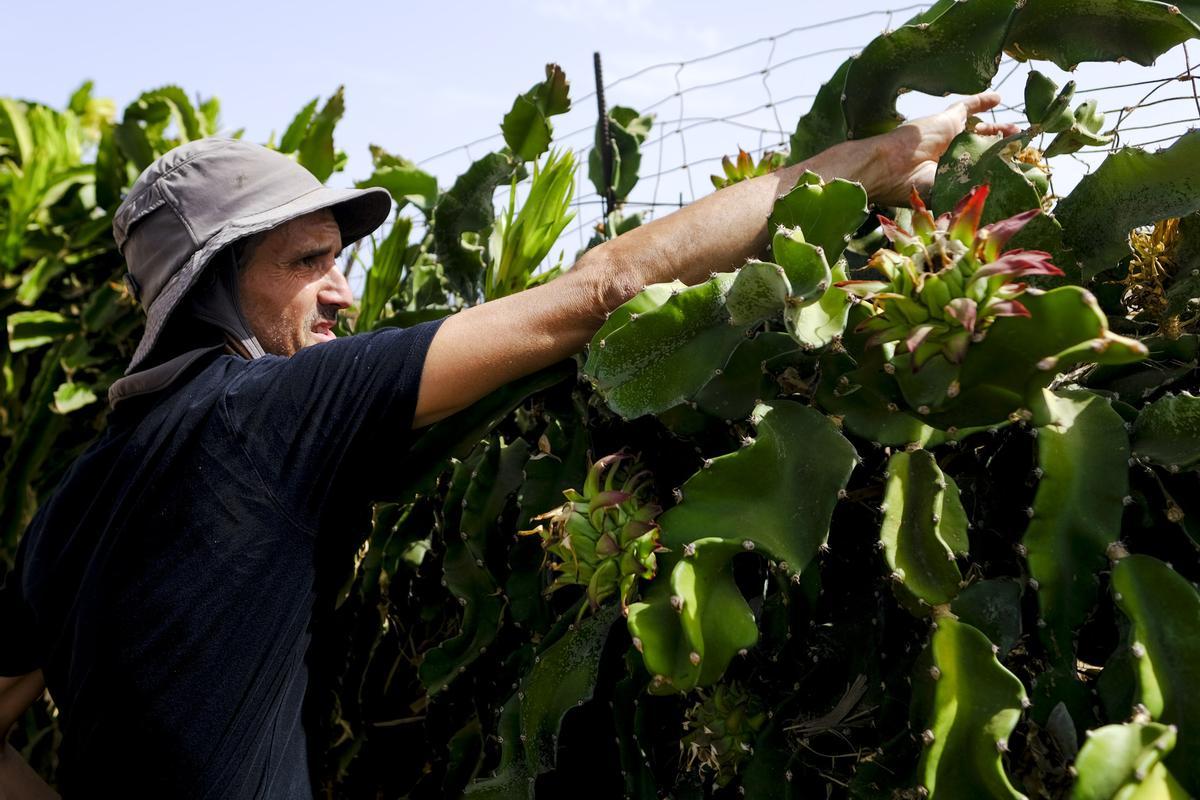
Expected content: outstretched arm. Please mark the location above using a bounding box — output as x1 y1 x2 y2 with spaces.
412 92 1014 428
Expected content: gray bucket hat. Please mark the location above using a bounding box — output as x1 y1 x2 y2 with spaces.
113 137 391 374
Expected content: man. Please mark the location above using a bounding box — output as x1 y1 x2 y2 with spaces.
0 92 1013 797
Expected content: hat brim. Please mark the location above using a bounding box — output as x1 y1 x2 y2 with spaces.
124 184 392 374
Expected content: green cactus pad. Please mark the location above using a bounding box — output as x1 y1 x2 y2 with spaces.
520 606 619 772
613 674 658 798
1131 392 1200 471
788 263 854 350
771 226 831 300
1005 0 1200 69
693 331 801 422
1057 131 1200 281
841 0 1015 139
787 58 852 164
767 171 868 265
898 287 1147 429
913 616 1028 799
433 151 521 297
1111 554 1200 793
951 579 1024 657
584 273 747 419
1024 71 1076 132
421 437 531 694
1024 390 1128 678
465 606 619 798
816 344 952 447
932 131 1040 220
725 260 792 325
463 696 529 799
880 450 968 609
627 401 856 693
1071 721 1185 800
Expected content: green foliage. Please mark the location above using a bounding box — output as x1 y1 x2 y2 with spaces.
589 105 653 204
912 615 1028 799
501 64 571 163
1132 391 1200 470
1071 721 1186 800
1111 553 1200 793
840 0 1015 139
1005 0 1200 69
355 145 438 214
710 148 785 189
432 151 521 299
486 148 575 299
420 436 531 695
880 449 968 610
627 401 856 693
1023 390 1129 719
1057 132 1200 280
8 5 1200 797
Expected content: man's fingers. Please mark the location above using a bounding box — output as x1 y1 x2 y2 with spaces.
975 121 1021 137
957 91 1004 116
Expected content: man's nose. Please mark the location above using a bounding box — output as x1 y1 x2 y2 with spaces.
318 264 353 309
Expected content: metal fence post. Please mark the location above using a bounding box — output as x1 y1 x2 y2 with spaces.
594 51 616 236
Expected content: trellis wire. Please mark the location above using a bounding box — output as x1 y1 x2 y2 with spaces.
407 9 1200 278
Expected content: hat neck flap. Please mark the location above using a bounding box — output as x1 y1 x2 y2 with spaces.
108 248 267 408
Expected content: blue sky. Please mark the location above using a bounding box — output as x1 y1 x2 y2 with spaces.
7 1 1200 277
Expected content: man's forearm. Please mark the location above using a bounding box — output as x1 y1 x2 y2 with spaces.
576 137 885 313
412 138 882 427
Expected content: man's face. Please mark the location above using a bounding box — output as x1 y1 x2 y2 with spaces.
236 208 351 356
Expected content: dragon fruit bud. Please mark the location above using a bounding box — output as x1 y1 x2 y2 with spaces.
521 451 662 614
834 184 1064 371
978 207 1041 261
948 184 989 245
909 187 937 237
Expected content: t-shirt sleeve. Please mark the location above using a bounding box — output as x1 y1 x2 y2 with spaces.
220 318 445 527
0 558 38 676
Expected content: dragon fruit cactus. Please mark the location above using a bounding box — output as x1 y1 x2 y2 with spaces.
837 184 1063 369
522 452 663 613
681 682 767 788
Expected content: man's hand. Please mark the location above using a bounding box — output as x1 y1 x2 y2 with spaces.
862 91 1019 206
412 93 1014 427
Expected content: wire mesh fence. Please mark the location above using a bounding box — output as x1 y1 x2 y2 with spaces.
404 5 1200 281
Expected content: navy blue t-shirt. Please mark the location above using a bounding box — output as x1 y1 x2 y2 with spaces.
0 319 443 798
